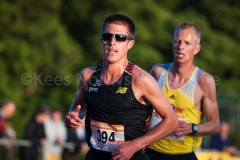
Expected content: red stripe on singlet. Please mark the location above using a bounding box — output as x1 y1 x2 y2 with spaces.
95 62 135 73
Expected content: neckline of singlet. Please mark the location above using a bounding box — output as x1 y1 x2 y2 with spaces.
95 62 135 74
166 64 198 91
94 62 135 85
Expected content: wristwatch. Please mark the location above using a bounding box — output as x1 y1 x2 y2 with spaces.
192 124 198 134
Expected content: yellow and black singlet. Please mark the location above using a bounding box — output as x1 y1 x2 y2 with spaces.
148 63 204 154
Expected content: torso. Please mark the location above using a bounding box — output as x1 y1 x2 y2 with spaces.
0 113 5 135
84 62 151 153
156 63 205 112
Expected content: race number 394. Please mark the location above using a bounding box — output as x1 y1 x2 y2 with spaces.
90 120 124 152
97 130 115 143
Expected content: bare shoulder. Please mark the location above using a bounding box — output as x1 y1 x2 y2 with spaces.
80 67 96 82
132 65 157 87
131 65 166 103
198 71 216 94
150 63 165 80
198 71 215 87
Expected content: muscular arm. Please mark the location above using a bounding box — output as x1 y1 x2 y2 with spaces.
175 72 220 136
132 64 178 146
111 66 178 159
196 73 220 136
132 68 178 148
64 67 94 128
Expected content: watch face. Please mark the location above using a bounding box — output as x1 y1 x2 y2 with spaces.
193 125 198 131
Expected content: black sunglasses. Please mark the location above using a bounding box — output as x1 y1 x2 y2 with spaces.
101 33 132 42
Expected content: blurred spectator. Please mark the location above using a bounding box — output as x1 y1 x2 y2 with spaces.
19 105 48 160
0 99 16 160
210 121 237 155
1 122 16 160
76 122 89 155
62 117 89 160
0 100 16 135
44 107 66 160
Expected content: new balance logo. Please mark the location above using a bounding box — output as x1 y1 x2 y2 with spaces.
116 87 128 94
169 94 175 100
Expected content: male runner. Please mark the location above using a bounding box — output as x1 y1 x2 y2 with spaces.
147 22 220 160
64 14 178 160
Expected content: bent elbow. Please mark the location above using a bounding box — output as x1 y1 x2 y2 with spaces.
211 122 220 134
214 123 220 134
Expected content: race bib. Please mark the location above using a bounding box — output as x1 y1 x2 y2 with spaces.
90 120 124 152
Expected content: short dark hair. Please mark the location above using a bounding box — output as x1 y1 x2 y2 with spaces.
31 105 48 119
101 14 136 40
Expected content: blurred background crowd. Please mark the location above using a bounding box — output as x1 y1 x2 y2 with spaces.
0 100 89 160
